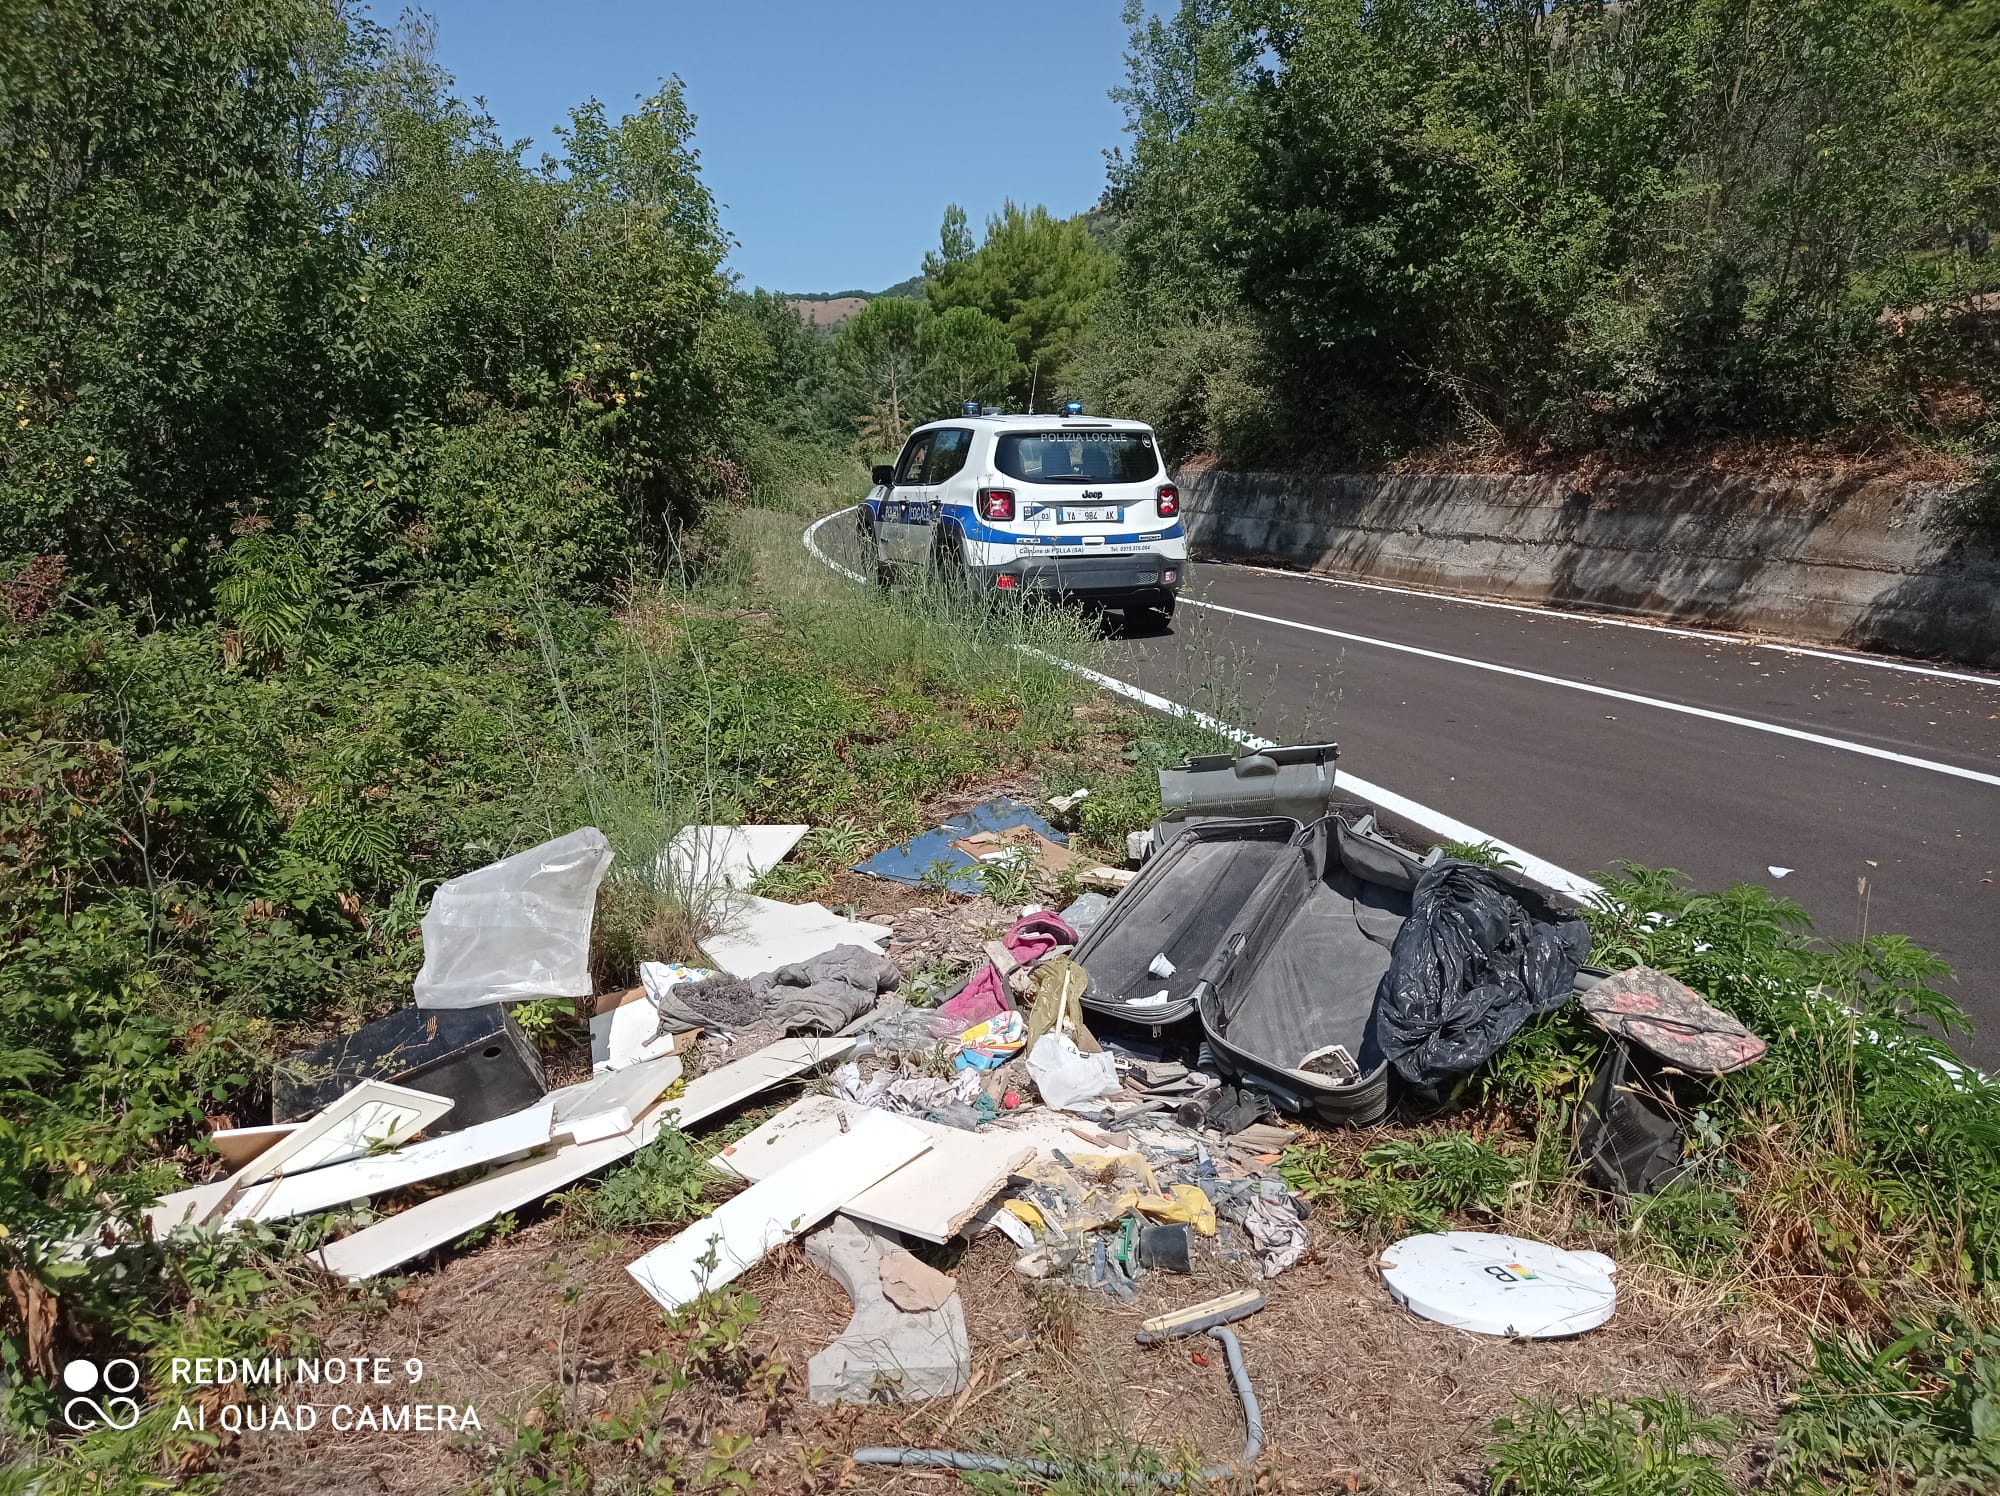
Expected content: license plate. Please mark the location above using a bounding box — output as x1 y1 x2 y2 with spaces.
1059 505 1120 524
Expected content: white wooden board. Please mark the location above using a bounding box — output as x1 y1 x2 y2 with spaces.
314 1036 855 1281
549 1055 682 1141
627 1110 930 1310
714 1095 1034 1242
665 824 809 893
698 894 891 978
240 1080 454 1185
224 1102 556 1226
590 993 679 1072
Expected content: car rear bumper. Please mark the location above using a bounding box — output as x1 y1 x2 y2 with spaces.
970 552 1184 601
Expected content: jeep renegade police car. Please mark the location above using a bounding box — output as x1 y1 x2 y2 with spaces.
859 403 1186 626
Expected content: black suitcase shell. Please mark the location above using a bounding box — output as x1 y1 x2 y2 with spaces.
1075 812 1431 1127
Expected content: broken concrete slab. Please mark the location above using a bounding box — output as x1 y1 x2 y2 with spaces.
713 1094 1033 1243
878 1251 956 1313
626 1109 930 1311
804 1214 969 1405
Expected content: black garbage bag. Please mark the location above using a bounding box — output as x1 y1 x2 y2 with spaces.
1372 861 1591 1101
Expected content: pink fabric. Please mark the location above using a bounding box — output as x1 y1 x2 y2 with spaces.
935 912 1080 1026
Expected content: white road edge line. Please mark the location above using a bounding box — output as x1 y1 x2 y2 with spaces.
1220 561 2000 688
802 507 1601 901
1182 598 2000 789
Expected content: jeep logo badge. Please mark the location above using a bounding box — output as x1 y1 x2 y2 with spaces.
1081 489 1104 499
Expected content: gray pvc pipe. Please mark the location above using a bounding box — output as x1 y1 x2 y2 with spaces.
853 1325 1263 1486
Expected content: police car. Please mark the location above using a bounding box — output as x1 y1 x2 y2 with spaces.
859 401 1186 627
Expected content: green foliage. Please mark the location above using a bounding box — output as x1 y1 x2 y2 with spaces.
1776 1315 2000 1493
584 1128 715 1230
1627 1177 1747 1275
1486 1394 1739 1496
1441 839 1524 871
1282 1130 1521 1235
926 201 1113 406
1098 0 2000 459
830 295 1019 457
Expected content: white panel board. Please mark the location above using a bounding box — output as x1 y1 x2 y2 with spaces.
627 1111 930 1311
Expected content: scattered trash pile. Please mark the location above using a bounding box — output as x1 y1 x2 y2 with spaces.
129 748 1767 1477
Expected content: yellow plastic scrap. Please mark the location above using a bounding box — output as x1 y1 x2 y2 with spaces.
1002 1199 1047 1232
1136 1184 1218 1237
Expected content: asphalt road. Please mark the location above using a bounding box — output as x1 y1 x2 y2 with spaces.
1102 563 2000 1067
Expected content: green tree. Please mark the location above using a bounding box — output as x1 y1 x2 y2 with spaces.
925 201 1112 407
916 305 1022 417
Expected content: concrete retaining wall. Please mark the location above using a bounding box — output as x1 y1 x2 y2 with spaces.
1181 468 2000 667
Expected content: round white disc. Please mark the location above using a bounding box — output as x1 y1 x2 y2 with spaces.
1379 1231 1617 1338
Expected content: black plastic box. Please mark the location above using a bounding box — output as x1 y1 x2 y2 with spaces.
273 1003 547 1134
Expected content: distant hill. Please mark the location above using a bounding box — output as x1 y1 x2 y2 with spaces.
781 272 925 330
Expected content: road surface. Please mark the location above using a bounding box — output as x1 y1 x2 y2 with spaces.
815 513 2000 1065
1102 563 2000 1067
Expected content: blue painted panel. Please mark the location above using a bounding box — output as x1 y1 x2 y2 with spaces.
854 796 1069 894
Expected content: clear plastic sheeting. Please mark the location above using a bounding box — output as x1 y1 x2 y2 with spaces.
1373 861 1590 1101
414 828 614 1009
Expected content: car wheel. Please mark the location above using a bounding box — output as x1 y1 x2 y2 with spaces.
930 531 971 592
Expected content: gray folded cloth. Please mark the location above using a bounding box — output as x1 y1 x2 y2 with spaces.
652 944 899 1037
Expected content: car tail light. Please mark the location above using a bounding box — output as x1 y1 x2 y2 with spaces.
1156 483 1179 518
995 574 1019 589
1164 568 1178 584
977 487 1015 521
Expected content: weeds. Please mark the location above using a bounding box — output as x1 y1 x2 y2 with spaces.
1776 1315 2000 1492
577 1128 716 1231
1485 1393 1738 1495
1283 1131 1521 1235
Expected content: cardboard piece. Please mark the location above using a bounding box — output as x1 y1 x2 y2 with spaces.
627 1110 931 1311
590 994 688 1073
714 1094 1035 1242
951 825 1078 879
210 1123 300 1170
698 894 891 979
224 1102 557 1226
314 1037 855 1281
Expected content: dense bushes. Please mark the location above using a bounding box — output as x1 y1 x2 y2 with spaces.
1081 0 2000 463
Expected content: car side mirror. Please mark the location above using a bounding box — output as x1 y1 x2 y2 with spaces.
872 464 896 487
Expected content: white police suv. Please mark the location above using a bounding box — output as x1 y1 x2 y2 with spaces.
859 402 1187 627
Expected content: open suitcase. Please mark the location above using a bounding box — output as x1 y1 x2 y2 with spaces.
1073 811 1437 1127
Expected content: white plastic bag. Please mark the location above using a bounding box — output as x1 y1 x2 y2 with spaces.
413 828 613 1009
1026 1032 1121 1112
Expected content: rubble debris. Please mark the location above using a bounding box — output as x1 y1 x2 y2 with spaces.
647 944 897 1036
878 1249 957 1313
276 1002 546 1133
664 824 807 896
1046 788 1091 818
699 894 892 978
804 1215 971 1405
414 827 613 1010
626 1110 930 1311
885 897 1011 974
314 1037 856 1281
715 1094 1033 1243
954 1010 1026 1069
953 824 1077 880
937 912 1078 1026
1236 1190 1310 1279
1379 1231 1618 1338
855 796 1070 894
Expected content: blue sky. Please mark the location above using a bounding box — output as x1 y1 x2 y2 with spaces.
402 1 1137 294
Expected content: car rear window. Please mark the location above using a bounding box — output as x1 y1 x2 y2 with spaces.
994 430 1160 485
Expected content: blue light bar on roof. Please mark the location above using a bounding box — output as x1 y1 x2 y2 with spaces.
963 400 980 416
1063 399 1084 416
